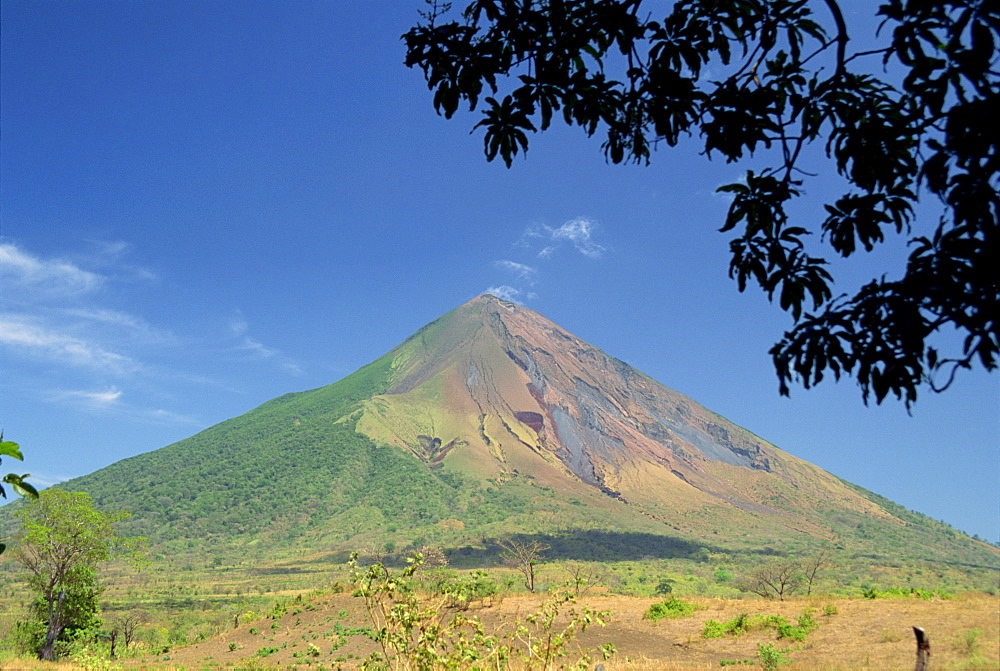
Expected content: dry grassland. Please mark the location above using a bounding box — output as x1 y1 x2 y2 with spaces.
142 592 996 670
1 592 995 670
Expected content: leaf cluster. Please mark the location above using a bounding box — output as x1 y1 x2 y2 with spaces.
0 435 38 502
404 0 999 407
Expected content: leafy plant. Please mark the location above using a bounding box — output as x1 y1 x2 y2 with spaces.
643 597 702 621
757 643 791 670
702 610 819 642
349 551 613 669
430 569 501 610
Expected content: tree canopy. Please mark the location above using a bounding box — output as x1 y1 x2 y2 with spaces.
404 0 998 407
13 489 146 660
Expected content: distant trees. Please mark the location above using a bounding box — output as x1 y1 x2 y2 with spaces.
738 559 804 600
737 552 830 600
12 489 146 660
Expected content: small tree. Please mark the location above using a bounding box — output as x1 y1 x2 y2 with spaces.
498 538 548 593
737 559 803 601
13 489 146 660
801 550 831 596
107 611 143 659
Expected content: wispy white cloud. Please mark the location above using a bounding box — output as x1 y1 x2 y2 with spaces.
0 315 135 372
485 285 523 303
147 408 203 425
48 387 124 407
63 308 174 344
517 217 607 259
494 260 538 284
547 217 606 258
0 242 104 296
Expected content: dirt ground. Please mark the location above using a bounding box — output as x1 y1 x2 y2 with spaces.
111 591 998 670
2 592 996 670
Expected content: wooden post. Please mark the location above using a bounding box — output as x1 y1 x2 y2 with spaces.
913 626 930 671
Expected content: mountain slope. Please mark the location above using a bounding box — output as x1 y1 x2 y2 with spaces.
3 295 995 571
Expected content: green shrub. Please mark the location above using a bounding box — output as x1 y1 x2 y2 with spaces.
863 586 954 600
757 643 791 670
643 597 701 622
701 619 729 639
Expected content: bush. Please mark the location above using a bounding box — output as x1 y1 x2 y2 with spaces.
643 597 701 622
702 610 819 642
701 619 730 639
430 570 501 610
757 643 791 670
862 586 954 600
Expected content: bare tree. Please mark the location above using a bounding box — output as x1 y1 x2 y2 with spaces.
801 550 831 596
563 561 610 596
737 559 803 601
107 612 142 659
497 538 548 593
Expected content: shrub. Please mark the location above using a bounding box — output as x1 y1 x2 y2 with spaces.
701 619 729 639
643 597 701 622
757 643 791 670
349 551 613 669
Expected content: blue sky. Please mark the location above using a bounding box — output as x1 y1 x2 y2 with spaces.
2 1 997 542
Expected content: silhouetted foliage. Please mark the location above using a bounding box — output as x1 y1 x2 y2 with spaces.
405 0 998 407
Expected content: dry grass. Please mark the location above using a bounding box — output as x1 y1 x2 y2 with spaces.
83 591 993 670
1 592 995 669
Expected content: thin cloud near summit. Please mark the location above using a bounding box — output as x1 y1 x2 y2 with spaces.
484 217 608 302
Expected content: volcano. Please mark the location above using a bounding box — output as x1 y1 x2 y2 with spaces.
7 294 994 568
351 294 875 528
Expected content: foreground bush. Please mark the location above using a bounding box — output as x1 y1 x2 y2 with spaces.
350 552 615 669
